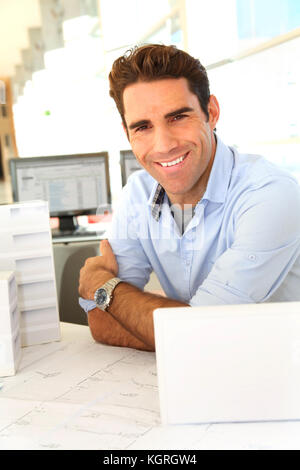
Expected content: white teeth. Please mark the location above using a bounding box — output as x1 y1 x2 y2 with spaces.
160 154 186 167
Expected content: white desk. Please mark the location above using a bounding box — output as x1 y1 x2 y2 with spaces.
1 322 300 450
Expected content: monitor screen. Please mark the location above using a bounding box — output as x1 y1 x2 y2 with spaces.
120 150 142 186
10 152 111 216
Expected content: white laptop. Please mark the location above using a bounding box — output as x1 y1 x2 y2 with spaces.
153 302 300 425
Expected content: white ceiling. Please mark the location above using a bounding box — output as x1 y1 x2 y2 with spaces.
0 0 42 77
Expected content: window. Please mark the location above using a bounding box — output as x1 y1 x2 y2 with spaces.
0 80 5 105
184 0 300 182
1 105 7 118
237 0 300 43
4 134 11 147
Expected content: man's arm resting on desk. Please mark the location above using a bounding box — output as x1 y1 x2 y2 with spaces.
79 240 188 351
87 306 154 351
96 281 188 351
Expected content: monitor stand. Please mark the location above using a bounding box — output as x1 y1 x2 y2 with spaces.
51 215 105 242
52 215 79 238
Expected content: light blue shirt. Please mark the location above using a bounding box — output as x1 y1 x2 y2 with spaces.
79 136 300 312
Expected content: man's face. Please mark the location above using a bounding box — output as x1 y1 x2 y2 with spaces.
123 77 219 207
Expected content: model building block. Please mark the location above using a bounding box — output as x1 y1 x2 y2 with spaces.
0 201 60 346
0 271 22 376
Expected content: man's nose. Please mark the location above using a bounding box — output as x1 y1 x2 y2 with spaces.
152 126 179 155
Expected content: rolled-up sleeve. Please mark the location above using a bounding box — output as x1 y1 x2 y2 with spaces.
190 178 300 306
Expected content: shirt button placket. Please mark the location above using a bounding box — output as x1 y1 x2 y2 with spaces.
182 234 193 290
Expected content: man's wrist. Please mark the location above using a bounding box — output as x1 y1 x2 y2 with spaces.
94 277 122 311
85 272 115 300
79 272 116 314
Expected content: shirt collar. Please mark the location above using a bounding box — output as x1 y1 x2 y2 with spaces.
148 135 234 221
149 182 165 221
202 135 234 204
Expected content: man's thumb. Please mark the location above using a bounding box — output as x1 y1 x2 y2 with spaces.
100 240 118 274
100 239 109 254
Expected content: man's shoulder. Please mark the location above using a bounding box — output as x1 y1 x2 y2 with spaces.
229 148 300 215
232 148 299 190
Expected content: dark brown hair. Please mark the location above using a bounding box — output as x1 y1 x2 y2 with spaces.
109 44 211 129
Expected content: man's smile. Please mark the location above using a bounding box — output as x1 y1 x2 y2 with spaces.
155 151 189 169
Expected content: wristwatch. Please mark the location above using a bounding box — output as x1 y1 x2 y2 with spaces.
94 277 122 311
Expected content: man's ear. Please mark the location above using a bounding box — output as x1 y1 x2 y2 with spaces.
207 95 220 130
122 121 129 141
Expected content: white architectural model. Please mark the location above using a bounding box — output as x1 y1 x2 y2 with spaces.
0 271 21 376
0 201 60 347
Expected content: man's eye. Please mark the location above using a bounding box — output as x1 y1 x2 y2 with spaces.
136 125 149 132
172 114 187 121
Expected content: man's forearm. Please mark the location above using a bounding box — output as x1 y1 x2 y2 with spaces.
78 240 189 351
106 282 189 350
88 307 153 351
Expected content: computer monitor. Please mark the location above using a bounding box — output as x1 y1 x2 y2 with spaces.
10 152 111 235
120 150 142 186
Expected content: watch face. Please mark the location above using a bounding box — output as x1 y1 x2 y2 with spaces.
96 288 108 305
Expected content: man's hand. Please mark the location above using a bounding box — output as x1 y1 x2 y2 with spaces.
79 239 119 300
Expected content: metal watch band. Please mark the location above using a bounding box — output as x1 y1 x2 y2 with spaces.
105 277 122 291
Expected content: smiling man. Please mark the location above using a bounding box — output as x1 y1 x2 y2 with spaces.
79 44 300 351
124 78 218 207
